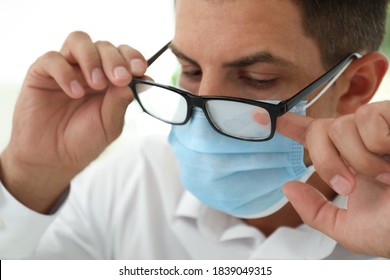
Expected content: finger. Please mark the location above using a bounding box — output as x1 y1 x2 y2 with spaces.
93 40 133 87
305 118 356 195
29 51 85 99
275 112 313 147
329 114 390 179
60 31 108 91
95 41 141 88
275 112 355 195
117 44 147 77
98 46 145 143
355 102 390 155
283 181 348 243
97 45 145 141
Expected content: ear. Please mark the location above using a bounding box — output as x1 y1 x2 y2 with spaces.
335 52 388 115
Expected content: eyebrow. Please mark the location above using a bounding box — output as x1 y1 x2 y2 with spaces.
170 44 200 66
223 52 296 69
169 43 296 69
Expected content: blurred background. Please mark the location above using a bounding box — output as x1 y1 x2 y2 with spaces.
0 0 175 151
0 0 389 152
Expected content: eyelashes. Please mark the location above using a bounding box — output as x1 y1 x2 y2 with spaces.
181 70 277 90
239 76 277 90
181 70 202 79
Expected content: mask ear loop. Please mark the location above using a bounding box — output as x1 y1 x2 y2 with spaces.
304 54 362 110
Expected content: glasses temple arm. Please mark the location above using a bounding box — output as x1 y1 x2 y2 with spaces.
303 58 355 109
147 41 172 67
280 53 362 113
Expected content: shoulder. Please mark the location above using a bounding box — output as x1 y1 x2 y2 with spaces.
69 133 183 217
73 133 178 190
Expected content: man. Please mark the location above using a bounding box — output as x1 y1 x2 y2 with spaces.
0 0 389 259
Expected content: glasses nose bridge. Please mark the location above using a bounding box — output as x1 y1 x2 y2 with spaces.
186 93 208 113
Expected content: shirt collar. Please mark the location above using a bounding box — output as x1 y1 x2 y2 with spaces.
174 190 348 259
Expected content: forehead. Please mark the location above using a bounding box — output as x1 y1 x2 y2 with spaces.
174 0 321 70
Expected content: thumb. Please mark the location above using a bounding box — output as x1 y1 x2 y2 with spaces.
101 86 134 142
283 181 347 239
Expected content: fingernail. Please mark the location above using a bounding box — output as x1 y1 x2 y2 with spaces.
92 68 104 85
376 172 390 185
330 175 353 195
70 80 84 98
130 59 146 75
113 66 130 80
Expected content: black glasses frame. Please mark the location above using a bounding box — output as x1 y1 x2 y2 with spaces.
129 42 360 141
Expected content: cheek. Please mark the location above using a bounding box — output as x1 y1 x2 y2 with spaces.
306 93 338 119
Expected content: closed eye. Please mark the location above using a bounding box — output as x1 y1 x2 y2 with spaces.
181 69 202 81
240 76 277 90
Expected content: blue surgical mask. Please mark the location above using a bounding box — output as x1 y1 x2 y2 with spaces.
168 102 314 218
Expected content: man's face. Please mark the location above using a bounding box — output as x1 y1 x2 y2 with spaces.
173 0 339 119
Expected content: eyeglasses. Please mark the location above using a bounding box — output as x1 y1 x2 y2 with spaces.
129 42 361 141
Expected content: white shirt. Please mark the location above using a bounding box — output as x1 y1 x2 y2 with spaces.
0 135 375 260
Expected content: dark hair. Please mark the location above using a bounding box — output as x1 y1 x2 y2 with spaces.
292 0 389 67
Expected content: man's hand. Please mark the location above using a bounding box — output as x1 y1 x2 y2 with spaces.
276 101 390 258
0 31 147 213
